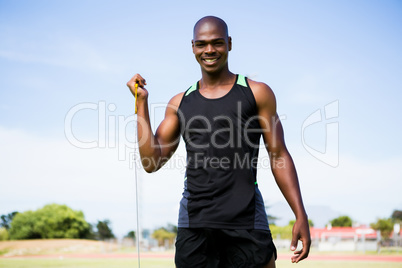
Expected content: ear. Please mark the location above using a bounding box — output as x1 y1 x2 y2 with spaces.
228 36 232 51
191 39 195 53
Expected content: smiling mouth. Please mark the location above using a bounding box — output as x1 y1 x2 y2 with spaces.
203 58 219 63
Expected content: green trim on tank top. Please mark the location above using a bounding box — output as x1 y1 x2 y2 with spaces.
236 74 247 87
186 75 246 96
185 83 198 96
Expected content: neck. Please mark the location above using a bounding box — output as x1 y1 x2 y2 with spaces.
200 68 235 88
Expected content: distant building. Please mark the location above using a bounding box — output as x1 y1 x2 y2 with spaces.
310 226 380 252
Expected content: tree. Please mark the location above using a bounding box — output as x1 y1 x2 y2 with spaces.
0 212 18 230
330 215 352 227
289 219 314 227
270 224 293 240
9 204 91 240
125 230 136 240
95 220 115 240
9 211 40 239
152 227 176 247
371 218 393 240
391 210 402 223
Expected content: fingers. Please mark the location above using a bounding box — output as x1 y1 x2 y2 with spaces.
290 236 298 252
127 74 148 101
290 227 299 252
291 237 311 263
290 219 311 263
290 234 301 263
127 73 147 89
291 247 308 263
290 220 301 252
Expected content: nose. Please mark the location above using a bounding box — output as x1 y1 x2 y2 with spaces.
205 43 215 54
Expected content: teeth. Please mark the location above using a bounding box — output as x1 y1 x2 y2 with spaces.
205 59 217 63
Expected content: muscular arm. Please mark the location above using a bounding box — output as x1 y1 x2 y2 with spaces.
127 74 183 173
249 80 311 263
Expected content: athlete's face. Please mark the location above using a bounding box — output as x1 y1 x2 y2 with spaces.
192 21 232 74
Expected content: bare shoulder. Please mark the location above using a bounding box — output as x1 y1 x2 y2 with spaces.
166 92 185 114
247 79 276 112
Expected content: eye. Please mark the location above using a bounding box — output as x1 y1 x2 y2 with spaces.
214 40 225 46
195 43 205 48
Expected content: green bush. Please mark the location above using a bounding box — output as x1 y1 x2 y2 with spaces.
152 228 176 247
270 220 314 240
371 218 393 240
270 224 293 240
9 204 91 240
0 227 9 241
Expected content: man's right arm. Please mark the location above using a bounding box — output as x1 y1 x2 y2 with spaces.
127 74 183 173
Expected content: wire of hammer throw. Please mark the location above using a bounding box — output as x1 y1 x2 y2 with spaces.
134 82 140 267
134 83 138 114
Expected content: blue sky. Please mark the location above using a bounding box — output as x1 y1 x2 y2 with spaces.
1 0 401 236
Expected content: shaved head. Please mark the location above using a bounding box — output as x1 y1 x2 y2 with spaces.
191 16 232 75
193 16 229 39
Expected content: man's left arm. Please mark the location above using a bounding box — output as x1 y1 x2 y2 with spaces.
250 80 311 263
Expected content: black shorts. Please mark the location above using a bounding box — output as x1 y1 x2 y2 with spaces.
175 228 277 268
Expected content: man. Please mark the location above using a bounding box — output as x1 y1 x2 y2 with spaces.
127 16 310 268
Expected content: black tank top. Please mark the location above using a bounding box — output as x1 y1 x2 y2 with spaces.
177 74 269 230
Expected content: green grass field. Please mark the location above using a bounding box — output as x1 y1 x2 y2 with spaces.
0 258 401 268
